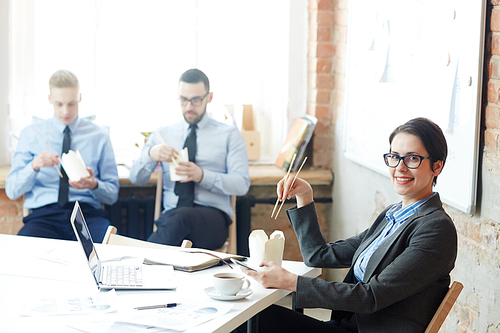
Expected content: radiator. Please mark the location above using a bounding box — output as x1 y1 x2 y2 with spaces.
104 194 156 241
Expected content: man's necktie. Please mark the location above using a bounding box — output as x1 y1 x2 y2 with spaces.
174 124 197 207
58 126 71 207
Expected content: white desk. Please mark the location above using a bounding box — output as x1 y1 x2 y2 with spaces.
0 234 321 332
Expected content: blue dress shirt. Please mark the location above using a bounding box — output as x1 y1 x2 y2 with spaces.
129 115 250 218
353 194 435 282
6 117 119 209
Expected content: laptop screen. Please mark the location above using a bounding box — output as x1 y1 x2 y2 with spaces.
70 201 102 287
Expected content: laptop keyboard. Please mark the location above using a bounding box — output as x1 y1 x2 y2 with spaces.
100 265 143 287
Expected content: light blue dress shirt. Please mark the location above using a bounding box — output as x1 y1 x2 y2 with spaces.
6 117 119 209
129 115 250 218
353 194 435 282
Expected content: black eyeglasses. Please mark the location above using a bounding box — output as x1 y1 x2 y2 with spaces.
383 153 433 169
178 92 209 106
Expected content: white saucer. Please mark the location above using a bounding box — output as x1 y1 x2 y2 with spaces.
203 287 253 301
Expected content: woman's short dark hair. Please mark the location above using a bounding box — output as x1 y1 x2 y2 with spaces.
389 117 447 186
179 68 210 93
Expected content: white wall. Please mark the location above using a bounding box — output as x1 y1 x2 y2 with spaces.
287 0 308 125
329 95 401 281
0 0 10 165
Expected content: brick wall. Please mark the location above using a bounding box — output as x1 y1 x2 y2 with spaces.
0 190 24 234
308 0 337 169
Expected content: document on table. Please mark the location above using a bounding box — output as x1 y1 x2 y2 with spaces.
120 302 233 331
21 289 117 316
67 320 167 333
67 302 233 332
37 247 77 266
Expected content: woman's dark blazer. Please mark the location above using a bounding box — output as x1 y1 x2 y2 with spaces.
286 193 457 333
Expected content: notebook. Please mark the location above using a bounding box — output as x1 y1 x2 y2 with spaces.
70 201 176 290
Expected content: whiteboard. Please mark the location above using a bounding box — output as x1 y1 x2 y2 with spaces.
344 0 486 214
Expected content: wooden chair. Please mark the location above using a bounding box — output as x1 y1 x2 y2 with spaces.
102 225 193 249
153 166 237 254
424 281 464 333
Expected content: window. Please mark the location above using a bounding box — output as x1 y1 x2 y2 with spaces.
9 0 308 164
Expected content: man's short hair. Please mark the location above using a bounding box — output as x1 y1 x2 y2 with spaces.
49 70 79 91
179 69 210 93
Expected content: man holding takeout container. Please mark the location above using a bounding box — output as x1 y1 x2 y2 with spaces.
129 68 250 250
6 70 119 242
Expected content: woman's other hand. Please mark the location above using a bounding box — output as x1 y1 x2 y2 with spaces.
242 259 298 292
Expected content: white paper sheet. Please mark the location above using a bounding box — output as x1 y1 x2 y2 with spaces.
67 318 167 333
118 302 233 331
21 289 117 316
37 247 76 266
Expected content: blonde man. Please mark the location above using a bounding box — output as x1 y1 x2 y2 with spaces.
6 70 119 242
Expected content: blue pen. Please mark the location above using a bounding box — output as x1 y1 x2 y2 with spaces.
134 303 180 310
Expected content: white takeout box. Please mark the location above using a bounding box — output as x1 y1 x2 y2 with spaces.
169 147 189 181
60 150 90 181
248 229 285 267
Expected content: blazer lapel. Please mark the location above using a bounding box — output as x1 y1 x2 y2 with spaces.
351 206 392 266
361 194 442 282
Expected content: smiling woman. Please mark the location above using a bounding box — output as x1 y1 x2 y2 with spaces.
8 0 308 165
236 117 457 333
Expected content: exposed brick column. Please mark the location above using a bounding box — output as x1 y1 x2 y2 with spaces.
487 4 500 170
308 0 334 169
308 0 344 169
0 190 24 234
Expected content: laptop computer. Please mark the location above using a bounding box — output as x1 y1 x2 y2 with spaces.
70 201 176 290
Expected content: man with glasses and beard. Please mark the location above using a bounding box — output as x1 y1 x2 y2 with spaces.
130 69 250 250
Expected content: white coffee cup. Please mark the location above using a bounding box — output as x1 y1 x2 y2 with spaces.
213 273 251 296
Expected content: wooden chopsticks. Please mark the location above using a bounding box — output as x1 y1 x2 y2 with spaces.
270 154 296 219
37 135 63 178
157 132 180 166
270 155 307 219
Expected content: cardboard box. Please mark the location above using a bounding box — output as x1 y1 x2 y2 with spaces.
233 104 260 161
241 130 260 161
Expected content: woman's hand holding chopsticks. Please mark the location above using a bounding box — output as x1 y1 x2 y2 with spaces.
277 176 313 209
271 156 309 218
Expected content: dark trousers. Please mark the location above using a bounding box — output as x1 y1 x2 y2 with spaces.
18 202 110 243
235 305 357 333
148 205 230 250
